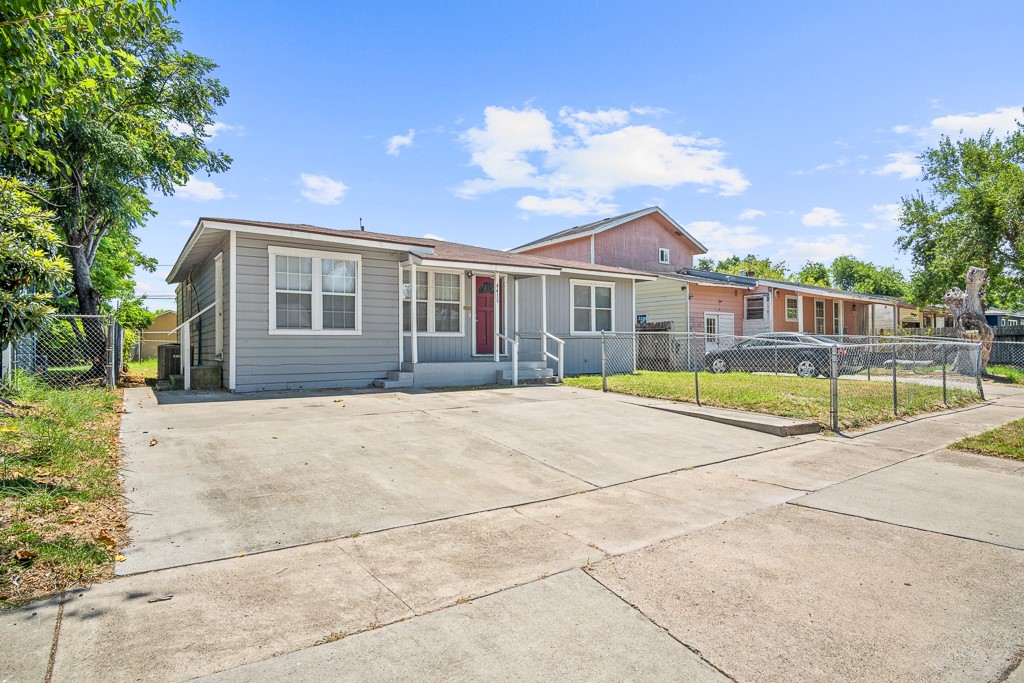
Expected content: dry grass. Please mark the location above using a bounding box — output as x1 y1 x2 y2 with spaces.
951 418 1024 460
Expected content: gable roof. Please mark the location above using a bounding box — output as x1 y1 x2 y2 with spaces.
167 217 654 284
510 206 707 254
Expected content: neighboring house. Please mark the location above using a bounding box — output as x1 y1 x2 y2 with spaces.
166 218 652 391
869 302 950 333
138 310 177 360
985 308 1024 327
514 207 894 338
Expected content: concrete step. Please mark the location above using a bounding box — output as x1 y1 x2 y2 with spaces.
372 378 414 389
495 367 556 385
387 371 414 382
167 365 222 390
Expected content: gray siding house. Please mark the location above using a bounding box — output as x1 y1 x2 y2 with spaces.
167 218 652 392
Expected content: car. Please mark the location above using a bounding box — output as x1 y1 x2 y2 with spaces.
704 333 862 378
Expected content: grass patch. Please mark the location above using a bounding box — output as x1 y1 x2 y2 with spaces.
1 375 126 606
987 365 1024 385
564 371 979 431
951 418 1024 460
121 358 158 387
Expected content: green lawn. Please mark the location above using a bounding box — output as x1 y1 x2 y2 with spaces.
1 376 125 606
988 365 1024 385
565 371 979 431
952 418 1024 460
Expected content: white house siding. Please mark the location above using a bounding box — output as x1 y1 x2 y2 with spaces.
233 234 403 391
634 278 689 332
742 292 771 336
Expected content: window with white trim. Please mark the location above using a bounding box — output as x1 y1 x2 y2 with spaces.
832 301 842 333
814 300 826 334
785 296 799 321
403 269 463 334
270 247 360 334
571 280 613 334
745 295 764 320
658 247 670 264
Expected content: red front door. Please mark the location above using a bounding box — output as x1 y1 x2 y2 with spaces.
475 277 502 354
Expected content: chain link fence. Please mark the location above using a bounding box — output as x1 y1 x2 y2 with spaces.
594 331 984 432
8 315 120 389
988 339 1024 369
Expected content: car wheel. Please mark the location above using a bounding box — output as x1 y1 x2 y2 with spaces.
795 359 819 378
710 358 729 374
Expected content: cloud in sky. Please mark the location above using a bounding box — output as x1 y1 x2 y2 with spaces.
422 233 446 241
456 105 749 217
299 173 348 205
801 207 845 228
780 234 865 263
166 120 240 139
683 220 773 262
177 177 225 201
737 208 765 221
386 129 416 155
873 152 921 180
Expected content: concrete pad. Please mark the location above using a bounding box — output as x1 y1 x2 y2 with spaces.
621 395 820 436
515 470 797 554
119 408 589 574
847 413 1001 451
52 541 412 682
0 595 60 683
929 402 1024 430
200 570 729 683
337 509 602 613
707 437 915 491
431 394 791 486
590 505 1024 683
795 450 1024 549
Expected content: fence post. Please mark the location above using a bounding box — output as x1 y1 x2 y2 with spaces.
867 337 872 382
830 345 839 432
941 344 948 406
975 343 985 400
694 334 701 406
891 344 898 416
600 330 607 392
106 315 116 389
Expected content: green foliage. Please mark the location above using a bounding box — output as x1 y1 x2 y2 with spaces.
897 119 1024 309
698 254 789 280
0 178 72 346
792 261 831 287
830 255 909 297
952 417 1024 460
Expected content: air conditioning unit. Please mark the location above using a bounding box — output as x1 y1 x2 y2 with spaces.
157 344 181 380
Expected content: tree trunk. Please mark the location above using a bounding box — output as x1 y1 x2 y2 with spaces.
68 244 108 380
942 266 994 375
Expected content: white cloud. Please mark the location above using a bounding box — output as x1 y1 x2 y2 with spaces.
422 233 446 241
892 125 912 134
780 234 865 263
871 203 901 227
177 177 225 201
629 105 670 117
386 129 416 156
299 173 348 205
737 209 765 221
801 207 845 228
873 152 921 180
456 105 748 216
166 120 239 139
792 157 849 175
683 220 773 262
927 106 1022 139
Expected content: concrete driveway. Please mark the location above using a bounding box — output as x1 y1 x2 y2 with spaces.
117 384 791 574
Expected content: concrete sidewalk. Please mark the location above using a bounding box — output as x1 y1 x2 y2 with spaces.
11 383 1023 682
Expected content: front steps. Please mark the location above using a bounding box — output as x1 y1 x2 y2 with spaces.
163 365 222 390
373 362 558 388
372 371 414 389
495 366 556 385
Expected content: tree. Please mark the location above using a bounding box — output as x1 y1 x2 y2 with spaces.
829 255 908 297
897 119 1024 310
697 254 788 280
792 261 831 287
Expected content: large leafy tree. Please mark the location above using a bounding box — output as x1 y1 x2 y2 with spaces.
695 254 789 280
791 261 831 287
897 120 1024 309
829 255 908 297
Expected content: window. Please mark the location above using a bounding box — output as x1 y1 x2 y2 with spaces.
745 295 765 321
785 296 799 321
705 316 717 335
832 301 842 334
269 247 360 334
658 248 670 264
403 269 463 335
814 300 825 334
571 280 614 334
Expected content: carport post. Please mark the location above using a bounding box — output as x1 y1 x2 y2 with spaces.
941 344 948 406
600 330 607 392
891 345 897 416
829 345 839 432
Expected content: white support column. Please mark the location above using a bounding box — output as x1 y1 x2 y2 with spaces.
797 295 804 333
513 278 519 338
892 304 898 334
228 230 237 391
397 264 404 366
493 270 500 363
182 320 191 391
541 275 548 360
410 263 418 364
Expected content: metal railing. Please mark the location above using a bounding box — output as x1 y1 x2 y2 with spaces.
542 331 565 382
172 302 215 391
496 332 519 386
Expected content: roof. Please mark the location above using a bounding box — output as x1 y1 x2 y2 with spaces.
510 206 708 254
167 217 654 284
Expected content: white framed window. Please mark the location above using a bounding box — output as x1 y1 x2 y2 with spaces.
814 299 826 334
785 296 799 321
403 268 464 335
745 295 764 321
832 301 842 334
571 279 614 335
705 315 717 335
268 246 361 335
658 247 670 264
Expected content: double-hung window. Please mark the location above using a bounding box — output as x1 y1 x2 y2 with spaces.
785 296 799 322
814 300 826 334
571 280 614 334
745 295 765 320
403 269 463 334
832 301 842 334
270 247 360 334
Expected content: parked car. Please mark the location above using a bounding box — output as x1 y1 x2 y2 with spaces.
704 333 862 378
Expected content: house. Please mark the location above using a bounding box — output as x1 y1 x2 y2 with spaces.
985 308 1024 327
166 218 653 391
137 310 177 360
514 207 893 338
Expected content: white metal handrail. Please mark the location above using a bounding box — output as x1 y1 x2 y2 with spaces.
497 332 519 386
173 301 216 390
541 331 565 382
171 302 216 333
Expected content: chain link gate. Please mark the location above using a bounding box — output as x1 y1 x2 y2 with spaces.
10 314 120 389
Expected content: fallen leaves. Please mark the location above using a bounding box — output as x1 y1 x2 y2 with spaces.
149 438 158 446
115 554 126 562
13 549 37 562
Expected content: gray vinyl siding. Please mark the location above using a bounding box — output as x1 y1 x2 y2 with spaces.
634 278 688 332
177 233 228 383
233 234 403 392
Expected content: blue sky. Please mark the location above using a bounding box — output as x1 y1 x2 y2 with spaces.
138 0 1024 305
